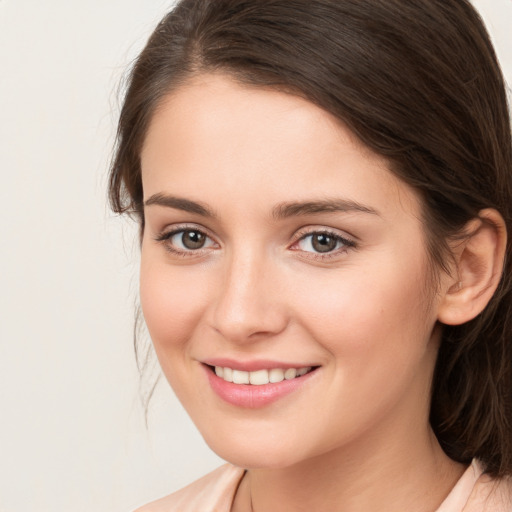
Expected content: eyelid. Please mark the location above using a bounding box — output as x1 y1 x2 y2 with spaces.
292 225 356 244
155 221 216 237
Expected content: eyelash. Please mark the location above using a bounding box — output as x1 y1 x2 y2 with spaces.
154 225 357 260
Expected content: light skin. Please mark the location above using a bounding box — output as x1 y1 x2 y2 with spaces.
138 73 505 511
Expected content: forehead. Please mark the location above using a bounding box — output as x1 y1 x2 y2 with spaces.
140 73 422 221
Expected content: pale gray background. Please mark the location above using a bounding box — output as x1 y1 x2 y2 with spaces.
0 1 510 511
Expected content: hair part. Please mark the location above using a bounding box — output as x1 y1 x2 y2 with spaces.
109 0 512 476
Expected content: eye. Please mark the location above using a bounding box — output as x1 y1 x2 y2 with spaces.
173 230 210 250
155 227 217 254
294 230 355 255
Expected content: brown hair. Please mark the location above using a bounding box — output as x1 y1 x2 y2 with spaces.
109 0 512 476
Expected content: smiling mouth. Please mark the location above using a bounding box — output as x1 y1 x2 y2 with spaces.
208 365 317 385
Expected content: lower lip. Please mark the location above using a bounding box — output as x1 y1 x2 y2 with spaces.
204 365 317 408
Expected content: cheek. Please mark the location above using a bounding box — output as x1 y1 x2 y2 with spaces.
287 261 437 445
139 255 219 406
293 254 435 371
139 257 211 352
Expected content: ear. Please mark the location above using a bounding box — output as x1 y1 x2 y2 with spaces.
437 208 507 326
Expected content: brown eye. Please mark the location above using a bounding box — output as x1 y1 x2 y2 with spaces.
158 228 216 253
181 230 206 249
311 233 338 253
295 230 355 256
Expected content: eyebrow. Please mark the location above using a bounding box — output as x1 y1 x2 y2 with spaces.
272 199 380 219
144 193 379 219
144 193 216 218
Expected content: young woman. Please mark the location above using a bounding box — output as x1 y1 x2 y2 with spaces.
109 1 512 510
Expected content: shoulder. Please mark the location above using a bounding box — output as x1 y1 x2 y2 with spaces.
464 472 512 512
133 464 245 512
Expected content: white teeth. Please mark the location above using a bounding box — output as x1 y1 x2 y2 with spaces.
232 370 250 384
214 366 312 385
223 367 233 383
269 368 285 383
284 368 297 380
249 369 269 386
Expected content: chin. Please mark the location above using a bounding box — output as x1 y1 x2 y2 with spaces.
201 428 307 470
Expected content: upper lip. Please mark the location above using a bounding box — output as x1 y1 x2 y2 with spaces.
202 358 318 372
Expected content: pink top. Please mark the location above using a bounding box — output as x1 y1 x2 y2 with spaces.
136 460 512 511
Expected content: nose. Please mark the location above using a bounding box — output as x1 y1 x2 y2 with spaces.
209 250 289 343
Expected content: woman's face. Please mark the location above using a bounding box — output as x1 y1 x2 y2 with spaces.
140 74 444 469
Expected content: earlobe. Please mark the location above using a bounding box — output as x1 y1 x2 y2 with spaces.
437 209 507 326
